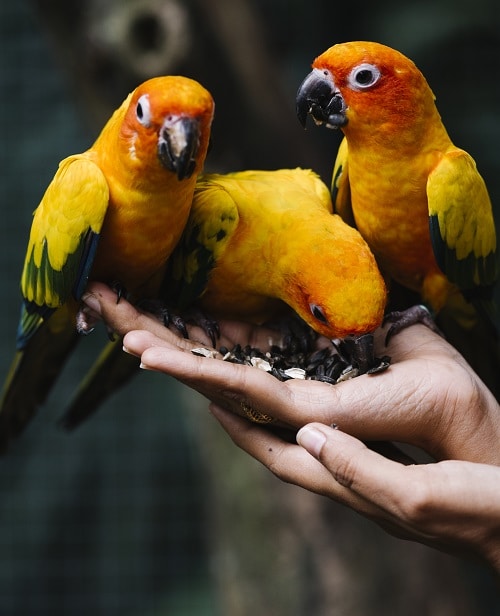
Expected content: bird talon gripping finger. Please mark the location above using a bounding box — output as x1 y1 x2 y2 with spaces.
383 304 443 345
110 281 128 304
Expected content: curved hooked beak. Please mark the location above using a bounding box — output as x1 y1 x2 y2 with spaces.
296 68 347 130
158 115 200 180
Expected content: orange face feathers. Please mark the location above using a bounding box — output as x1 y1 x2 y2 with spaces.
298 41 440 145
122 76 214 130
286 216 387 339
98 76 214 183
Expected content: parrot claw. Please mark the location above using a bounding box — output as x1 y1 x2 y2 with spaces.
139 300 221 347
110 281 128 303
136 300 187 336
75 306 97 335
154 305 189 339
169 315 189 339
192 313 220 348
172 308 220 348
383 304 443 345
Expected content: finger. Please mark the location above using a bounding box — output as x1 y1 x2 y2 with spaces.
378 322 454 362
123 329 209 357
297 423 398 482
296 423 436 522
138 341 368 430
210 406 447 545
124 331 245 409
82 282 168 338
138 343 297 420
130 331 421 439
209 404 383 516
84 282 281 350
299 423 500 549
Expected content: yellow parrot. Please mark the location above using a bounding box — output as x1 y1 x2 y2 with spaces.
0 75 214 450
167 169 386 336
60 168 388 429
296 40 499 395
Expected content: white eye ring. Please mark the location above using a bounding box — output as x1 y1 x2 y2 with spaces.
136 94 152 127
348 63 381 91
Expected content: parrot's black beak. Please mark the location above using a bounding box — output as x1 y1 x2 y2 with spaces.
158 116 200 180
296 68 347 130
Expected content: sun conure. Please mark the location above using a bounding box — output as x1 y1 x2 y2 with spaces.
0 75 214 450
296 40 499 396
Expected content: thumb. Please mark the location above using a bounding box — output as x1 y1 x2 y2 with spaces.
296 423 393 490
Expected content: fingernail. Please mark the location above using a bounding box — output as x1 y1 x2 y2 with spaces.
296 426 326 458
81 292 101 315
139 362 151 370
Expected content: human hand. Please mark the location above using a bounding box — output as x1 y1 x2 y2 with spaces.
84 282 500 466
83 281 500 573
210 409 500 575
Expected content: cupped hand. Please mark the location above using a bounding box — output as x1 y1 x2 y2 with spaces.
83 283 500 466
83 281 500 574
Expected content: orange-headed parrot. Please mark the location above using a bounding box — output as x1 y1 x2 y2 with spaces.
166 168 386 338
0 75 214 450
60 168 388 429
296 40 499 395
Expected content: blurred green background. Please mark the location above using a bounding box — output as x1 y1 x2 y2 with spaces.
1 1 499 614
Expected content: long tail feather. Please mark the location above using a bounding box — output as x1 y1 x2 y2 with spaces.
0 307 80 452
58 338 140 431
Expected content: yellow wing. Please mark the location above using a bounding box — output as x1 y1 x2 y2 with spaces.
164 175 240 309
427 147 498 290
18 154 109 347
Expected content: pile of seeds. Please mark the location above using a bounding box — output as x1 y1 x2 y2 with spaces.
192 333 391 384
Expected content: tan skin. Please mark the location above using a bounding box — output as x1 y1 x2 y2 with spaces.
82 282 500 576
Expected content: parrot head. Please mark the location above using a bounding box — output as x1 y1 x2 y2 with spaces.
296 41 437 139
284 217 387 340
121 75 214 180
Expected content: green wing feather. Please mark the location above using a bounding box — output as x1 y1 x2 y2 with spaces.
18 154 109 347
164 175 239 309
61 177 240 433
427 148 498 291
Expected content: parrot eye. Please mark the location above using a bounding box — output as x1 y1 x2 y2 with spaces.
348 63 381 91
136 94 152 127
309 303 329 325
